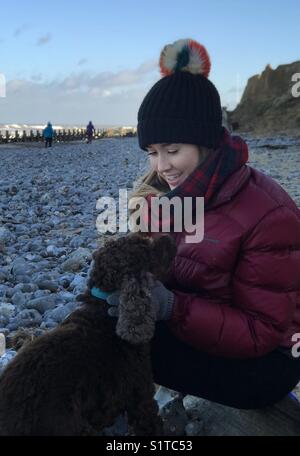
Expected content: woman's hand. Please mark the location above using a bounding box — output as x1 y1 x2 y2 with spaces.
107 281 174 321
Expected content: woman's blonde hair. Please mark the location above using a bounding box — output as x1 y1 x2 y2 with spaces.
130 168 168 199
128 170 168 232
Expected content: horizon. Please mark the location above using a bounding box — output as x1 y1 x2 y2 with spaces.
0 123 135 130
1 0 299 125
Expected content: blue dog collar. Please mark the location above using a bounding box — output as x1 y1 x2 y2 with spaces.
91 287 114 300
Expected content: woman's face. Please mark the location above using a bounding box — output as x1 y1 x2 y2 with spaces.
146 143 208 190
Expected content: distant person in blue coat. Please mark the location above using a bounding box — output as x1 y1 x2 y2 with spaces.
86 121 95 144
43 122 54 148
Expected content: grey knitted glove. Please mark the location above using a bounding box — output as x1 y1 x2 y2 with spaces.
107 280 174 321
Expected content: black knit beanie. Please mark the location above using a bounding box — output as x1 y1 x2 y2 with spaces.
137 38 223 150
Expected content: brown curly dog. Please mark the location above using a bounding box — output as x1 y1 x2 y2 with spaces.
0 233 176 436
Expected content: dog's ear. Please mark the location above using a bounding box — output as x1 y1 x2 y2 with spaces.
116 272 156 344
151 235 177 278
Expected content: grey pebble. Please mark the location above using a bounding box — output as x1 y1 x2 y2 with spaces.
44 305 72 323
0 227 12 244
11 292 27 307
26 295 58 314
0 303 16 319
11 258 33 278
39 320 58 330
61 248 92 272
57 273 75 289
69 274 87 291
7 309 42 331
35 280 59 292
0 350 17 375
0 315 8 327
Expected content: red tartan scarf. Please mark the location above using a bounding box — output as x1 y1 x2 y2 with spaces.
140 128 249 233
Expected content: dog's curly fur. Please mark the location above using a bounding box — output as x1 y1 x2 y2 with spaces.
0 233 176 436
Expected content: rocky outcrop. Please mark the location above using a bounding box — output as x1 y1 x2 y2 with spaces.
229 61 300 135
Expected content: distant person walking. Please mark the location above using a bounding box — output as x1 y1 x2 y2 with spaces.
43 122 54 148
86 121 95 144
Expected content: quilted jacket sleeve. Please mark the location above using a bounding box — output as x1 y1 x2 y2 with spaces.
167 205 300 358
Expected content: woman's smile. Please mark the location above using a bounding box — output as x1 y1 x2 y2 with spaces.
163 173 183 187
146 143 208 190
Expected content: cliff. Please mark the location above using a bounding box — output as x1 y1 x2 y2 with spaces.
229 61 300 135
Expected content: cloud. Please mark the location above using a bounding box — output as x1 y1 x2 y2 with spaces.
14 24 30 37
37 33 52 46
55 59 158 93
137 60 157 74
78 58 88 66
31 74 43 82
226 86 238 94
8 79 35 94
2 61 158 125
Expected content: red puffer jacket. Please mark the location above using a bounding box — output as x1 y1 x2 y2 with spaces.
159 165 300 359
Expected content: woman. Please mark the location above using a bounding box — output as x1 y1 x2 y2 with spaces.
86 121 95 144
108 39 300 409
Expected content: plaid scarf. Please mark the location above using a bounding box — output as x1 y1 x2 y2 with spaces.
141 128 249 233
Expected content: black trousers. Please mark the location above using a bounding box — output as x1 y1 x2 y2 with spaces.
45 138 52 147
150 322 300 409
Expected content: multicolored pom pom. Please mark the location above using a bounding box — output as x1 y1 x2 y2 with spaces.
159 38 211 78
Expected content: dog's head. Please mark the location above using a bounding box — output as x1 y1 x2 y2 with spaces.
90 233 176 292
88 233 177 344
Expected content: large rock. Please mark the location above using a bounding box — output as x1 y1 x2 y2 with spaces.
229 60 300 135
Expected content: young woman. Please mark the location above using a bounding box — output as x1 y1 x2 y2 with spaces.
86 121 95 144
108 39 300 409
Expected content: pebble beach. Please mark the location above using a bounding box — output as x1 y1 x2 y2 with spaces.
0 134 299 433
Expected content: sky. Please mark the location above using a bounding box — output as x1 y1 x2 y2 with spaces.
0 0 299 126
